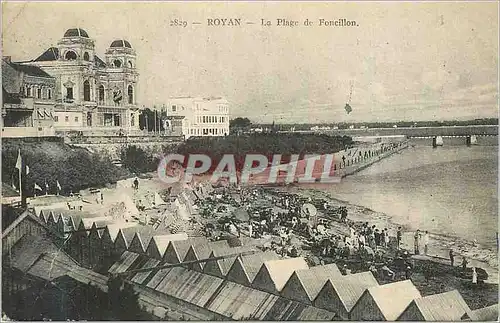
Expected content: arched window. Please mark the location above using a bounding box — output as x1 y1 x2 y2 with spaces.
83 80 91 101
98 85 105 104
83 52 90 61
47 88 52 100
128 85 133 104
128 61 133 68
65 51 77 60
113 59 122 68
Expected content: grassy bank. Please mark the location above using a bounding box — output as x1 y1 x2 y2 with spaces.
177 133 354 171
2 141 130 195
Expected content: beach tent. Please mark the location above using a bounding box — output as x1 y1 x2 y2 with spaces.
280 264 343 304
397 290 471 321
183 240 231 271
203 245 256 278
226 251 280 286
314 271 379 319
162 237 209 263
251 257 309 294
154 192 166 206
145 233 189 260
462 304 498 321
350 280 421 321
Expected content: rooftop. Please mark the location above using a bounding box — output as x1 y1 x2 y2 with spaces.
64 28 89 38
110 39 132 48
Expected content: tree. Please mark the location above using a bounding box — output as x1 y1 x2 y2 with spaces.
229 117 252 134
139 108 168 132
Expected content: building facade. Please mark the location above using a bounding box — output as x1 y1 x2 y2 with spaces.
19 28 141 135
2 57 57 137
166 97 229 138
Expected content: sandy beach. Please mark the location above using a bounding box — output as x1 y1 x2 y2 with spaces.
281 186 499 283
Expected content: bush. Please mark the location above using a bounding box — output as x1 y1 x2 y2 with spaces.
120 145 161 174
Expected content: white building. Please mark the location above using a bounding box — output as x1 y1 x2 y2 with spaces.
166 97 229 138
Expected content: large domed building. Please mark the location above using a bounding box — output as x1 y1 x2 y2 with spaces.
20 28 140 133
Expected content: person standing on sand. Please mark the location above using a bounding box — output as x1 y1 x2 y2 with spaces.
384 228 390 248
462 257 468 271
449 249 455 267
358 234 365 248
397 227 402 250
472 267 478 284
414 229 421 255
423 231 429 255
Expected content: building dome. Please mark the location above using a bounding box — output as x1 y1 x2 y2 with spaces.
110 40 132 49
63 28 89 38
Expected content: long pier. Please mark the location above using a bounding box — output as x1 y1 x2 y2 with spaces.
337 140 409 178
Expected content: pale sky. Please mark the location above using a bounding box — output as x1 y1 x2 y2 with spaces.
2 1 498 123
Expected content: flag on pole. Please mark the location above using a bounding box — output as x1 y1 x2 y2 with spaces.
34 183 43 191
15 149 22 170
15 150 30 174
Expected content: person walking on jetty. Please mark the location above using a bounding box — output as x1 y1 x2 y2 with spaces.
414 229 421 255
423 231 429 255
133 177 139 190
397 227 402 250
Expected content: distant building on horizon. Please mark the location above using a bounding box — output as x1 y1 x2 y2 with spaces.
166 96 230 138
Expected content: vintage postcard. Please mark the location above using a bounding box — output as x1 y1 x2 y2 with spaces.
1 1 498 321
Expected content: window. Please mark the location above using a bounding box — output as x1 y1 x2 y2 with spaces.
83 80 91 101
65 51 77 60
66 87 74 100
75 116 79 122
172 105 177 112
128 85 133 104
26 87 31 97
47 88 52 100
83 52 90 61
98 85 105 104
54 116 59 122
203 116 206 123
130 113 135 126
65 116 69 122
37 88 42 99
113 59 122 68
128 61 133 68
87 112 92 126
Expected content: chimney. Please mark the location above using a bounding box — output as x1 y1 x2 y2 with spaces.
3 56 11 63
